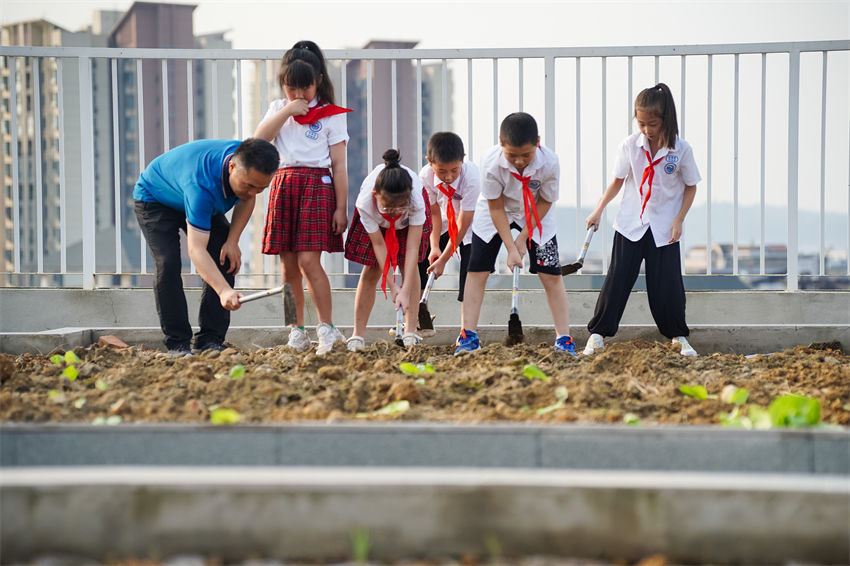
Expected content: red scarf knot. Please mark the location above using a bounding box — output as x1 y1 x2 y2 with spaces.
638 149 664 222
379 212 402 299
510 172 542 245
437 182 459 257
293 103 353 125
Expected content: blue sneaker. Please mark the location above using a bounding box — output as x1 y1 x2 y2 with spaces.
554 335 578 357
454 329 480 356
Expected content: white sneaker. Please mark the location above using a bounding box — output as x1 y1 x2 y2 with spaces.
583 333 604 355
673 336 698 357
346 335 366 352
402 333 422 347
287 326 311 353
316 323 344 355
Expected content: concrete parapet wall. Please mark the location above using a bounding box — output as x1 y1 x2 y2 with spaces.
2 467 848 564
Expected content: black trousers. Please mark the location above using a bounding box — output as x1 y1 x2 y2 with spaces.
134 200 234 350
587 228 689 339
418 231 471 302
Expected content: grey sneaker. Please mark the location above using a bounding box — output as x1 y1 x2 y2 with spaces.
287 326 311 353
346 335 366 352
673 336 698 357
316 323 344 355
157 345 193 359
583 333 604 355
402 332 422 347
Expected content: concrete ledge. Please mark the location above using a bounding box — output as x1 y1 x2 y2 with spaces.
2 467 847 563
2 424 848 474
2 323 847 355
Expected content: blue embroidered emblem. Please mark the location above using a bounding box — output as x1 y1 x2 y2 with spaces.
666 154 679 163
528 180 541 190
664 163 676 174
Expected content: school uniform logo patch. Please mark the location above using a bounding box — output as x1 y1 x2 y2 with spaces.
305 121 322 141
664 163 677 174
528 180 541 190
452 193 463 200
666 154 679 163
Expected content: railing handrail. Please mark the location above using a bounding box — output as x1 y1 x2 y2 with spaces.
2 40 849 60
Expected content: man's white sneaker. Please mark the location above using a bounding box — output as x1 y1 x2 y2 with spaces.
673 336 698 357
346 335 366 352
583 333 605 355
316 323 344 355
402 332 422 347
287 326 311 353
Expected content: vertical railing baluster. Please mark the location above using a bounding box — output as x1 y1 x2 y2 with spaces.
111 58 121 274
787 48 801 291
733 54 739 275
137 59 147 274
391 59 397 150
79 56 96 289
366 60 373 171
33 58 44 275
161 59 169 152
58 58 67 274
706 54 713 275
760 53 766 276
819 51 827 275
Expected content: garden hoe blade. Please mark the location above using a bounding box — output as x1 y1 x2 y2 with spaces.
282 283 297 326
561 227 596 276
417 271 436 336
505 266 524 346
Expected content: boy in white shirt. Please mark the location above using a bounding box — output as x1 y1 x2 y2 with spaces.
454 112 577 356
418 132 480 304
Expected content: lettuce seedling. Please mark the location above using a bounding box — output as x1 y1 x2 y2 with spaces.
63 365 78 381
92 415 122 425
398 362 435 375
356 400 410 418
536 386 569 415
64 351 80 364
768 394 821 428
679 384 709 400
350 527 370 564
95 379 108 391
74 398 86 409
229 365 246 380
523 364 548 381
210 408 240 425
49 354 64 366
623 413 641 425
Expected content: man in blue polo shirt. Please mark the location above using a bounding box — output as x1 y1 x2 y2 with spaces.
134 138 279 356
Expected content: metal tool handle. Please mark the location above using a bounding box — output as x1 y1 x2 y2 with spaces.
394 268 405 338
577 227 596 262
511 266 520 312
238 285 285 304
420 271 436 304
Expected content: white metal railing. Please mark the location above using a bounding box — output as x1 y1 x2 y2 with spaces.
1 41 848 291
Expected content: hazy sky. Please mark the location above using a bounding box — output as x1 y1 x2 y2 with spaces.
2 0 848 50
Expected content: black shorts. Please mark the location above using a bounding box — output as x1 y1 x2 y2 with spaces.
468 222 562 276
418 231 471 302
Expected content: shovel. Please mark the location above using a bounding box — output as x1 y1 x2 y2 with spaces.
238 284 297 326
505 266 524 346
417 271 436 338
561 227 596 275
393 268 405 347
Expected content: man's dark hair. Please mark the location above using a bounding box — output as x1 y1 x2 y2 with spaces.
499 112 538 147
427 131 465 164
233 138 279 175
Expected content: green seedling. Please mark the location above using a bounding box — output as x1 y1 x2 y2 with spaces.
523 364 549 381
769 394 821 428
48 390 60 398
484 534 502 561
356 400 410 418
92 415 122 425
74 398 86 409
210 408 240 425
536 386 569 415
720 385 749 405
229 365 246 380
414 378 426 385
63 365 78 381
679 384 712 400
398 362 435 375
64 351 80 364
95 379 108 391
49 354 64 366
623 412 641 425
350 527 370 564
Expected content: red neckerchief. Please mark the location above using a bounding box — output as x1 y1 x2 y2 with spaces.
379 211 402 298
437 182 458 256
638 149 664 221
293 103 352 125
510 172 542 245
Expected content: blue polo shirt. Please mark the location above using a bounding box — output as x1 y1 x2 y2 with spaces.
133 139 242 232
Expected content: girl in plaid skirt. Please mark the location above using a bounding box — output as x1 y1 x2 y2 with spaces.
344 149 432 351
254 40 351 355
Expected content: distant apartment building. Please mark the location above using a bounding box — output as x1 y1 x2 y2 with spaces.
1 2 235 279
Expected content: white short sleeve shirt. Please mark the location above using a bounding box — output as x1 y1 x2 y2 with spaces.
419 161 481 245
260 97 349 169
471 144 560 244
356 164 426 234
613 133 701 247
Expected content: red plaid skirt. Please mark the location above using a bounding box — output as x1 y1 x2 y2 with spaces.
262 167 344 255
344 188 433 267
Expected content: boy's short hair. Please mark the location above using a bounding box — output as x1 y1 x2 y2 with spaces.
427 132 465 164
499 112 538 147
233 138 280 175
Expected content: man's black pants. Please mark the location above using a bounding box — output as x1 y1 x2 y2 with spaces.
134 200 234 350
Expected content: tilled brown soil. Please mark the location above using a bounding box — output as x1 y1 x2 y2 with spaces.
1 338 848 426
